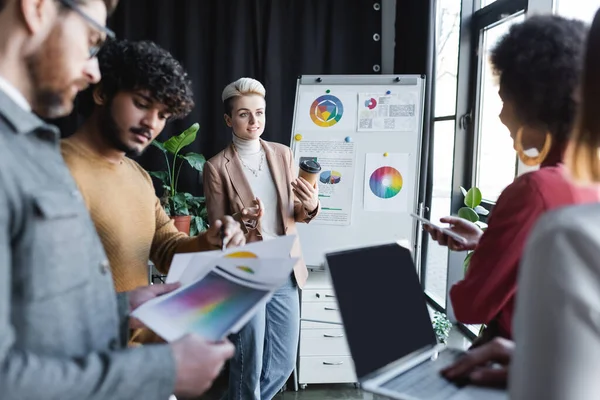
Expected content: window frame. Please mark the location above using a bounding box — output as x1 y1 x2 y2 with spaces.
433 0 530 322
425 0 558 336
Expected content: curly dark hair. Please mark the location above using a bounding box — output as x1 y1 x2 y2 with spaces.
490 15 588 143
79 39 194 119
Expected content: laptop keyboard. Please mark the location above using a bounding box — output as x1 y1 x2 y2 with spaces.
381 348 465 400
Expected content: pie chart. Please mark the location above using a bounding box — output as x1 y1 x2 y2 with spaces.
320 170 342 184
364 97 377 109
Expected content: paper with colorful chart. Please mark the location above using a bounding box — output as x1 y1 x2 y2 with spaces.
295 90 356 131
294 139 356 226
132 235 298 342
357 92 418 132
166 235 298 285
363 153 409 212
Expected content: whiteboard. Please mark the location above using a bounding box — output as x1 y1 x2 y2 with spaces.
290 75 425 268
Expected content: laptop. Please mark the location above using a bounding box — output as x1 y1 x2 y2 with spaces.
324 242 507 400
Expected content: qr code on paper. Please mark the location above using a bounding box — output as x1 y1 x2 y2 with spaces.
359 119 373 129
390 104 415 117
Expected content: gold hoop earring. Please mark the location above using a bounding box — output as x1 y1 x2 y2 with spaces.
515 127 552 166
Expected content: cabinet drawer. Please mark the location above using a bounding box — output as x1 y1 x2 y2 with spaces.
300 328 350 356
301 301 342 324
302 289 337 303
298 355 357 384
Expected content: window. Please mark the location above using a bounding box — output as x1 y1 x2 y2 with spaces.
554 0 600 22
480 0 499 8
435 0 461 117
425 121 455 306
474 14 524 201
423 0 461 308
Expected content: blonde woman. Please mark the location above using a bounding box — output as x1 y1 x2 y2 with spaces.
203 77 320 399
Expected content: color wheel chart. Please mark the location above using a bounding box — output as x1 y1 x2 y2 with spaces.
310 94 344 127
369 166 403 198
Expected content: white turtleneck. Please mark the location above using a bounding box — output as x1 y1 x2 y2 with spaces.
232 133 282 241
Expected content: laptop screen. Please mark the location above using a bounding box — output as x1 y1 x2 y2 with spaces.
325 243 437 379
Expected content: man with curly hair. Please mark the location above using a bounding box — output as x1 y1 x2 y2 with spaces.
61 39 246 343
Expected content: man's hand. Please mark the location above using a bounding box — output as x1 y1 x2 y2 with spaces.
128 283 180 329
440 337 514 388
424 216 483 251
205 215 246 249
292 177 319 212
171 334 235 397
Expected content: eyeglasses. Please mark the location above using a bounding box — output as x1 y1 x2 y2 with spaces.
57 0 116 58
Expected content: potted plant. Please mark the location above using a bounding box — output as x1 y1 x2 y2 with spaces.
457 186 489 273
148 123 208 236
432 311 452 344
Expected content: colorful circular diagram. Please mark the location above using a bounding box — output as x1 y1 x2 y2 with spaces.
310 95 344 127
364 97 377 109
369 167 403 199
320 170 342 184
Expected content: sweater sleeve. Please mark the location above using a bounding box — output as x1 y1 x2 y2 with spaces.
149 197 213 274
449 175 546 326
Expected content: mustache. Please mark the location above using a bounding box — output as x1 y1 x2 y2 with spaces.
130 127 152 139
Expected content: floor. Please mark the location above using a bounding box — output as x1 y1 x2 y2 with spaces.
201 382 387 400
198 326 471 400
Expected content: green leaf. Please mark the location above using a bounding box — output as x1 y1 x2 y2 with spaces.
148 171 170 185
458 206 479 222
463 251 474 274
464 187 482 208
151 140 168 153
190 215 208 237
474 205 489 216
171 192 189 216
460 186 468 197
179 152 206 173
164 123 199 155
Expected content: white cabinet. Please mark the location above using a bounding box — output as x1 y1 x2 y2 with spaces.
297 270 357 388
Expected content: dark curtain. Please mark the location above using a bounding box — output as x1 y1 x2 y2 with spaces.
394 0 432 75
54 0 381 197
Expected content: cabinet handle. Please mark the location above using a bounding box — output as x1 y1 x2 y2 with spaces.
323 334 344 338
325 294 335 298
323 361 344 366
324 307 338 311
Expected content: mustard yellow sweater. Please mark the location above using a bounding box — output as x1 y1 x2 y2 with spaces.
61 137 212 292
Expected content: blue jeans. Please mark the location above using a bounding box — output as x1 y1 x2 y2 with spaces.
227 275 300 400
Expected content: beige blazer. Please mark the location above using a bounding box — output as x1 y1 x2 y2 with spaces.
203 139 319 288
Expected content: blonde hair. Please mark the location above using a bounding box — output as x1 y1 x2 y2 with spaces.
222 77 266 104
566 9 600 183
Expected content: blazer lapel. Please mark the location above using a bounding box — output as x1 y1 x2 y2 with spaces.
262 140 289 223
224 143 254 208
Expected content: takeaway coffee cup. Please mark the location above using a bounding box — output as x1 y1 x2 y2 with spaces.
298 159 321 187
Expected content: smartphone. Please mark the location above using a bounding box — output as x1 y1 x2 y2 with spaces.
410 213 468 245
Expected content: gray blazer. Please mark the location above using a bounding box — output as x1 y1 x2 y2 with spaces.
510 202 600 399
0 89 176 399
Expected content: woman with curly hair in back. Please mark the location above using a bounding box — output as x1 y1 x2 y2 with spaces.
425 15 599 343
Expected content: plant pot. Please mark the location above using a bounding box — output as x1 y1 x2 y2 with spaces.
172 215 191 235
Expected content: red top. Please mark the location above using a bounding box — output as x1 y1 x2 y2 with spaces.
449 144 600 339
